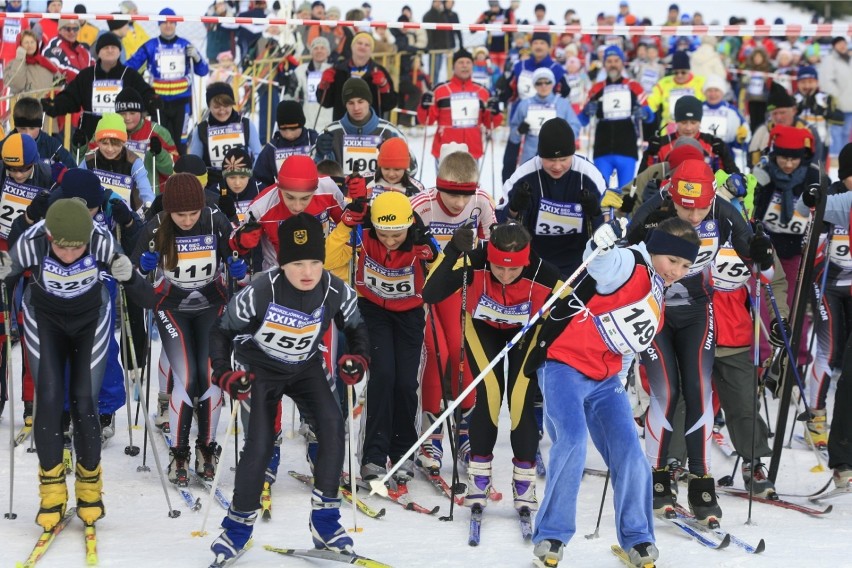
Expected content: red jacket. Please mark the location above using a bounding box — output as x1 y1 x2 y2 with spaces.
355 229 427 312
42 36 93 82
416 76 502 160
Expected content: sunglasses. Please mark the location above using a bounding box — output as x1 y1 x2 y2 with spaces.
61 27 80 32
535 80 553 86
674 70 689 75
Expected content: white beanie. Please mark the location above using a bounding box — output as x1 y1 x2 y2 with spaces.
439 142 469 164
532 67 556 84
702 74 729 96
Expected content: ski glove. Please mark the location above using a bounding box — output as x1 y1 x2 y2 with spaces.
619 194 637 214
72 129 89 149
109 198 134 226
579 189 602 218
724 173 747 198
338 354 368 386
26 191 51 223
234 220 263 250
0 250 12 279
591 218 628 254
315 133 334 156
110 254 134 282
345 174 368 200
600 189 623 210
51 162 68 184
801 183 822 209
517 121 530 135
749 229 774 271
149 136 163 156
319 67 336 91
412 215 439 261
420 91 434 108
215 370 255 400
341 198 369 227
584 101 598 118
508 182 532 215
450 226 475 252
227 256 247 279
769 318 790 349
139 251 160 273
217 194 237 220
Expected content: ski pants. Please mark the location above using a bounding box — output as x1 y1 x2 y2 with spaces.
809 274 852 410
23 290 112 472
759 254 811 365
232 359 345 510
359 300 424 467
467 320 538 463
421 297 475 416
641 302 715 475
829 328 852 468
593 154 638 191
534 361 654 551
712 350 772 461
154 97 190 154
156 306 223 449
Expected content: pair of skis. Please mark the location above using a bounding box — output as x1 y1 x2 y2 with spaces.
665 504 765 554
468 504 533 546
288 471 386 519
16 508 99 567
417 465 502 506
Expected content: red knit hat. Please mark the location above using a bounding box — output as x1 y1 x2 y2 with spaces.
770 125 815 158
377 137 410 169
277 155 319 192
669 159 716 209
667 143 705 169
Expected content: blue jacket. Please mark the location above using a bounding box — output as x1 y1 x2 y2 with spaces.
509 93 581 164
126 35 209 101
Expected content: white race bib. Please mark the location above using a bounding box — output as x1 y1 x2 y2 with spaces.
700 109 728 140
761 193 809 235
472 73 490 88
306 71 321 103
342 134 380 175
668 87 694 120
711 241 750 291
42 254 99 299
93 169 133 207
594 272 664 355
472 293 531 326
254 303 323 363
164 235 218 290
207 123 244 169
274 146 310 174
125 138 149 160
430 219 477 250
747 75 766 97
3 20 21 44
450 92 480 128
828 226 852 270
91 79 122 115
525 103 556 136
686 219 721 278
362 256 415 299
0 179 40 239
158 46 186 80
602 83 631 121
517 70 535 100
535 198 583 236
639 69 659 93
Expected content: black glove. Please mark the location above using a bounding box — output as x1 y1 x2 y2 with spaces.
749 224 774 271
109 198 134 226
486 97 500 115
40 97 57 117
710 138 725 157
420 91 434 108
316 132 334 156
450 226 475 252
214 369 255 400
769 318 789 349
148 96 163 114
218 194 237 219
72 129 89 149
509 182 532 215
801 183 822 209
517 122 530 135
26 191 50 223
579 189 602 218
149 136 163 155
620 194 637 214
411 213 439 260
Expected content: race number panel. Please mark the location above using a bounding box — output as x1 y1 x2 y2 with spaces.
306 71 322 103
684 219 721 278
92 79 122 115
342 134 380 175
125 138 150 161
41 255 99 299
535 198 583 236
472 294 531 326
700 109 728 140
602 84 631 121
164 235 218 290
0 179 40 239
158 46 186 80
711 241 750 291
526 103 556 136
667 87 694 120
594 272 664 355
517 70 535 100
275 145 311 173
254 303 324 364
93 169 133 207
207 123 244 169
450 92 480 128
762 192 809 235
829 226 852 271
362 256 416 299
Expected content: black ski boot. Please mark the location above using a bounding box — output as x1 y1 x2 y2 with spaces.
651 469 675 518
687 474 722 527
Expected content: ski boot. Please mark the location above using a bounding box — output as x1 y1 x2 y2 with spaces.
666 458 685 499
833 464 852 488
100 413 115 442
211 507 256 564
359 462 388 482
75 463 105 526
464 455 493 508
628 542 659 567
686 474 722 527
391 456 416 484
36 463 67 530
154 393 170 432
651 468 675 518
512 458 538 511
265 439 281 485
457 408 473 467
168 445 190 486
195 440 222 482
533 539 563 567
309 489 354 553
805 409 828 449
415 412 444 473
742 460 777 499
23 400 33 427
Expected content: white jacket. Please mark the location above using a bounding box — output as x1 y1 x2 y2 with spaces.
819 50 852 112
294 60 334 132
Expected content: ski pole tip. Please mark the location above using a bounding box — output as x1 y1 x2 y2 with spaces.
191 530 209 537
811 465 826 473
369 479 389 497
347 527 364 533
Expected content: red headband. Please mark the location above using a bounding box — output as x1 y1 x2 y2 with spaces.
436 178 478 195
487 242 531 267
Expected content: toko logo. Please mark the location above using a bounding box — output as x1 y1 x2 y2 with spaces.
377 214 397 223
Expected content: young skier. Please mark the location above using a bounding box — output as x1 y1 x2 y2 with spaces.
209 213 370 565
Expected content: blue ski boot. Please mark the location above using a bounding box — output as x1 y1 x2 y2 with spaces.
309 489 354 553
211 508 256 564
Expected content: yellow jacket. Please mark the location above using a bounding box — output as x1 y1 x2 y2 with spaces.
78 22 99 49
122 23 150 60
646 74 706 127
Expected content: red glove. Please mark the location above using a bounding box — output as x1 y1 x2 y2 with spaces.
345 174 368 200
215 370 255 400
319 67 336 90
341 199 368 228
371 70 390 93
234 221 263 251
338 354 368 386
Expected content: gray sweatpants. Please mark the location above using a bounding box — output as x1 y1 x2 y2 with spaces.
712 350 772 461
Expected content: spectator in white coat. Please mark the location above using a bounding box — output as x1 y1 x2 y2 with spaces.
818 36 852 157
295 37 335 133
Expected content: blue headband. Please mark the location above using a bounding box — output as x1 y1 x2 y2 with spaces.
645 230 699 263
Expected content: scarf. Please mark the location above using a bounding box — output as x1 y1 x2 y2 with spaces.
766 159 808 223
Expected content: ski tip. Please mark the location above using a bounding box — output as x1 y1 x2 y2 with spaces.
429 506 440 515
754 538 766 554
823 504 833 514
718 534 732 549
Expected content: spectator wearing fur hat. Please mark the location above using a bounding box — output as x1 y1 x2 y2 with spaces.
701 75 750 151
254 100 320 188
40 17 94 84
417 48 503 166
41 31 158 144
646 50 706 128
295 37 335 133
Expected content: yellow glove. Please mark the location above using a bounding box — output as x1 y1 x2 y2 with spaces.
601 189 623 210
736 124 749 144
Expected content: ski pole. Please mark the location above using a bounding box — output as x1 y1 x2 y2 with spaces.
371 247 601 496
118 274 141 458
746 255 762 525
3 282 17 520
584 469 609 539
346 384 360 534
193 402 240 536
139 239 157 472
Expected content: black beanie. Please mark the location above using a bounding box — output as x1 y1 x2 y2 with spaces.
115 87 144 113
537 118 575 159
206 82 235 106
277 213 326 265
767 81 795 110
839 143 852 181
95 32 122 54
341 77 373 104
671 50 690 71
674 95 703 122
453 48 473 64
530 31 551 46
277 100 306 128
107 13 128 31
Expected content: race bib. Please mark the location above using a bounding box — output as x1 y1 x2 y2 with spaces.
472 72 490 88
700 109 728 140
3 19 21 44
158 46 186 80
668 87 694 120
535 198 583 236
517 70 535 100
525 103 556 136
639 69 659 93
450 92 480 128
274 145 310 173
747 75 766 97
342 134 380 175
761 193 809 235
0 179 40 239
306 71 322 103
254 303 324 363
602 83 631 121
42 254 99 299
685 219 721 277
125 138 149 161
775 74 793 94
594 272 664 355
207 123 244 169
164 235 218 290
93 168 133 207
429 219 477 250
235 199 251 223
711 242 750 291
472 293 531 326
91 79 122 115
362 256 416 299
828 226 852 270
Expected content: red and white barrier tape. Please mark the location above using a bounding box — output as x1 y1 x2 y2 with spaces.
2 13 851 37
